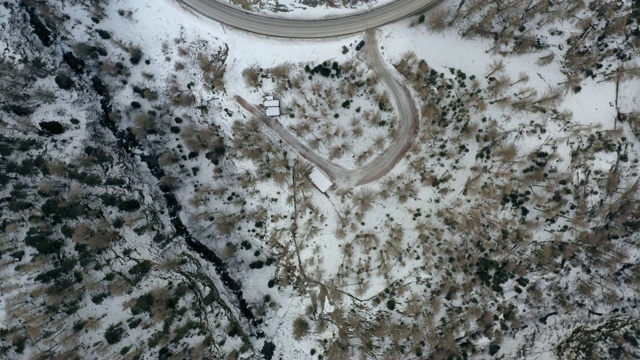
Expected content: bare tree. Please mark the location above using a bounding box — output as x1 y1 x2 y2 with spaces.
427 7 450 32
558 72 581 93
197 44 228 90
485 59 505 79
510 72 530 86
353 188 375 213
533 87 563 108
487 75 511 97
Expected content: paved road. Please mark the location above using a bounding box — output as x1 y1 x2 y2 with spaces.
181 0 436 186
179 0 444 38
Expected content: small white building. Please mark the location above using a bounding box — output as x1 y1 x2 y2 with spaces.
265 107 280 117
309 167 333 193
264 100 280 108
264 96 280 117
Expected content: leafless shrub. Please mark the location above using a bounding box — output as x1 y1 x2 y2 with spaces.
290 73 305 89
276 79 289 93
100 61 119 76
127 45 143 64
339 81 357 98
216 212 240 236
355 150 372 166
159 175 178 188
329 141 351 160
178 46 189 57
158 151 179 166
271 63 291 80
292 316 310 340
606 166 620 196
197 44 229 91
242 66 261 88
537 52 555 66
132 113 155 136
108 276 131 296
171 93 195 107
374 91 391 111
496 143 518 162
427 7 450 32
181 124 222 152
324 88 338 110
223 243 237 258
143 88 158 101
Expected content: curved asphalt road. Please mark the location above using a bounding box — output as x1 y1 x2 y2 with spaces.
179 0 444 38
181 0 441 186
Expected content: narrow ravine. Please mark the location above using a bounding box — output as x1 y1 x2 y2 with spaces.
52 44 263 345
22 2 267 354
89 74 260 330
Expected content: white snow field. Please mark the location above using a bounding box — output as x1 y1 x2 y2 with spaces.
2 0 640 359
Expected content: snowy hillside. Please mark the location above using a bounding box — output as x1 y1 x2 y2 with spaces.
1 0 640 359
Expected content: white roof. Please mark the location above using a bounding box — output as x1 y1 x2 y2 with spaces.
264 95 274 101
309 167 333 193
264 99 280 107
266 107 280 117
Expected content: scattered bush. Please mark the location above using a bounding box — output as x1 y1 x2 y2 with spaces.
292 316 309 340
242 66 260 88
128 260 153 277
128 45 143 65
97 29 111 39
386 299 396 310
117 199 141 212
91 292 108 304
55 74 74 90
39 121 65 135
105 323 125 344
131 293 154 315
73 320 86 332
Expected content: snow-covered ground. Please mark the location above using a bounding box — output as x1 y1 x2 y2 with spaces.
3 0 640 358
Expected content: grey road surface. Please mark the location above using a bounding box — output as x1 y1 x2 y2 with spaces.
180 0 435 187
179 0 444 38
350 31 418 186
236 30 418 187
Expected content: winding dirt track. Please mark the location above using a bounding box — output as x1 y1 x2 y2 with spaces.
181 0 434 186
236 30 418 187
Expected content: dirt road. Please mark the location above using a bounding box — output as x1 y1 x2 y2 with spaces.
236 30 418 187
